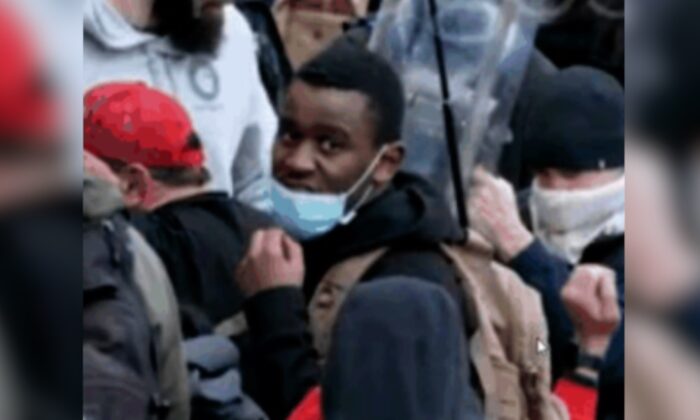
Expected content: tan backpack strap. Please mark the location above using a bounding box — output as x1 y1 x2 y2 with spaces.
442 235 566 420
308 247 388 365
439 243 509 417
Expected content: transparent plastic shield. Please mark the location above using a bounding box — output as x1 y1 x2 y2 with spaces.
368 0 543 196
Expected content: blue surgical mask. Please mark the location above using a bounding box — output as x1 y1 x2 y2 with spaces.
271 145 390 240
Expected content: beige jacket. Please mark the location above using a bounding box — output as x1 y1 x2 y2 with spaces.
308 231 568 420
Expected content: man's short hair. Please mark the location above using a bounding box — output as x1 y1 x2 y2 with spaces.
296 39 405 146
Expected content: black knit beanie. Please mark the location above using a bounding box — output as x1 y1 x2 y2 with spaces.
522 66 624 171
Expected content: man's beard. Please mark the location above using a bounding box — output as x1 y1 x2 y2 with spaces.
152 0 225 55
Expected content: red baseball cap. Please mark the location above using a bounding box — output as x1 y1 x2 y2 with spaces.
0 4 59 142
84 82 203 168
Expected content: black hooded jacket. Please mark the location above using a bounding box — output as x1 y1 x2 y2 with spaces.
130 193 273 336
302 172 466 303
242 172 476 420
323 278 482 420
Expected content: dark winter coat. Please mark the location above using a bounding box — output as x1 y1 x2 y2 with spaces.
241 172 480 420
131 192 273 336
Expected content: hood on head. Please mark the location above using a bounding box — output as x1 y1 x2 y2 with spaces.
322 277 479 420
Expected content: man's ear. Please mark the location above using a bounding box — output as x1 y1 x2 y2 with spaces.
372 141 405 187
118 163 151 209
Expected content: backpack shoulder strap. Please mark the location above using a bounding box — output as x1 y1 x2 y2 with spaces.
308 247 388 364
440 232 566 420
83 215 168 418
438 242 514 417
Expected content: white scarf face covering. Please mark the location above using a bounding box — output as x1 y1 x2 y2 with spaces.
530 176 625 264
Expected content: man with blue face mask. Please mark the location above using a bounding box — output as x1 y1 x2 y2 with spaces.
234 40 481 420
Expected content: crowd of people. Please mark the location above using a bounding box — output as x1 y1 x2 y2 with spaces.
78 1 627 420
0 0 633 419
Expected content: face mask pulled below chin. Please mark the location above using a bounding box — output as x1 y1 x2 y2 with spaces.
271 146 390 240
530 176 625 264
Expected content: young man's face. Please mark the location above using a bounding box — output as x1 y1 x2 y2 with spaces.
272 80 403 195
535 167 623 190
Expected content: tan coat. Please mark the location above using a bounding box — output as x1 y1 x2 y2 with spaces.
308 230 568 420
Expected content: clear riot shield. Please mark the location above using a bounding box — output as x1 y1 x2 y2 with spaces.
368 0 545 210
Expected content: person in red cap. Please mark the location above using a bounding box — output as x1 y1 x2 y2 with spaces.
84 0 277 209
85 81 211 211
84 82 273 362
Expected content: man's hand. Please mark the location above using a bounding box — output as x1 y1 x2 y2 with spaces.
562 264 621 357
469 166 534 262
236 229 305 298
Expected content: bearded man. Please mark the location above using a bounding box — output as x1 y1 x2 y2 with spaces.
84 0 277 209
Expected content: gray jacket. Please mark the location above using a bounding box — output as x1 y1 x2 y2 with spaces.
84 178 191 420
83 0 277 210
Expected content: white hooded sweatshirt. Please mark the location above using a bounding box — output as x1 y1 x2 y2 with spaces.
84 0 277 210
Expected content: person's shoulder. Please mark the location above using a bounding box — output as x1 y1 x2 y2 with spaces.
222 4 256 47
229 198 276 233
176 193 275 237
215 4 259 75
128 208 189 257
367 244 455 287
127 225 180 322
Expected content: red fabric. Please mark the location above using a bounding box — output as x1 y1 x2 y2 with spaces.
0 4 59 141
289 382 596 420
84 82 203 168
554 378 598 420
288 387 323 420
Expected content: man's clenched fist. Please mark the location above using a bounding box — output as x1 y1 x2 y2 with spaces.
236 229 305 298
469 166 534 262
562 264 621 356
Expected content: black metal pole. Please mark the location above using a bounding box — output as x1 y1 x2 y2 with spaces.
426 0 469 237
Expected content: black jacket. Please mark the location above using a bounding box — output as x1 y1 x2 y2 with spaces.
510 235 624 420
242 173 477 420
131 193 273 336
